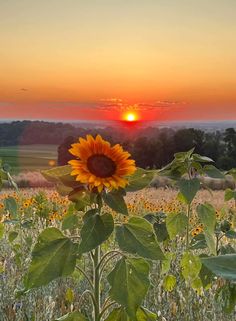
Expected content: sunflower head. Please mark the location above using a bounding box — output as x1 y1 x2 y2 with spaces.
68 135 136 193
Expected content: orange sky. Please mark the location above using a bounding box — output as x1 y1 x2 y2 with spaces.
1 0 236 121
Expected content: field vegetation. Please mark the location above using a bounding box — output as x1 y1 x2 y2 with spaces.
1 136 236 321
0 145 58 173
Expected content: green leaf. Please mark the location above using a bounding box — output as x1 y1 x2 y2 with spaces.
199 259 215 288
103 190 128 215
181 252 202 283
174 148 195 161
190 233 207 250
24 228 78 289
227 168 236 181
153 222 169 242
65 288 74 303
166 212 188 240
216 284 236 314
79 213 114 253
116 217 165 260
192 154 214 163
161 253 175 275
0 223 4 239
8 231 18 243
203 165 225 179
126 168 155 192
68 188 92 210
83 209 98 222
59 174 83 189
225 230 236 239
62 214 79 230
163 274 176 292
136 308 157 321
201 254 236 280
56 183 73 196
196 203 216 255
225 188 236 201
220 244 236 255
0 168 8 180
7 172 18 191
178 178 200 204
4 197 18 219
108 257 150 320
53 312 88 321
41 165 71 183
104 307 157 321
104 308 127 321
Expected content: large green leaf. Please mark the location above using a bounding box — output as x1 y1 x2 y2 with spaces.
199 258 215 288
62 214 79 231
104 307 157 321
79 213 114 253
24 228 78 289
116 217 165 260
103 190 128 215
203 165 225 179
126 168 155 192
181 252 202 283
192 154 214 163
4 197 18 219
53 312 88 321
108 257 150 320
42 165 72 183
59 174 83 189
166 212 188 240
178 178 200 204
197 203 216 255
201 254 236 280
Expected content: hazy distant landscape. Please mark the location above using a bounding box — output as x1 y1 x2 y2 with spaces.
1 119 236 131
1 120 236 174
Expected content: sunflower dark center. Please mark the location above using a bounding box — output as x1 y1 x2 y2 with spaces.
87 154 116 178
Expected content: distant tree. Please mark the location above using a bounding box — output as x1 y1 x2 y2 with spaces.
224 128 236 160
57 136 76 166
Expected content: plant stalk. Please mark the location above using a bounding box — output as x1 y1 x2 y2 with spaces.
186 203 191 250
93 246 101 321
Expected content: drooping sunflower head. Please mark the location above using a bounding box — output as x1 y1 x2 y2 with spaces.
68 135 136 192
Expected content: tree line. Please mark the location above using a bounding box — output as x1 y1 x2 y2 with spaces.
0 121 236 170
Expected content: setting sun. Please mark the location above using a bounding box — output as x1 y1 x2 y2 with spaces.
124 112 138 122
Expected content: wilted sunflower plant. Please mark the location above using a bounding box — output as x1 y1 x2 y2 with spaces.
22 135 163 321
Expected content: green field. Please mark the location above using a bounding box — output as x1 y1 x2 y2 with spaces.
0 144 58 173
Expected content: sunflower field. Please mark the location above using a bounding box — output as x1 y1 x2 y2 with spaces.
1 136 236 321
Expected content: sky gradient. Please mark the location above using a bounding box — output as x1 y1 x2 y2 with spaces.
1 0 236 121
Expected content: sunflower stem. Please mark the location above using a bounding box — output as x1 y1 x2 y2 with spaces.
93 197 103 321
93 245 101 321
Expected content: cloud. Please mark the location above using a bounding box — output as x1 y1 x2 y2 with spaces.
96 98 187 112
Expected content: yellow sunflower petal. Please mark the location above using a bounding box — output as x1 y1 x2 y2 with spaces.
68 134 136 192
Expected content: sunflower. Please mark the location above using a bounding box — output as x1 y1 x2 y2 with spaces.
68 135 136 192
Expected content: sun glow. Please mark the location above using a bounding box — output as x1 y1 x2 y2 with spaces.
124 112 138 122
